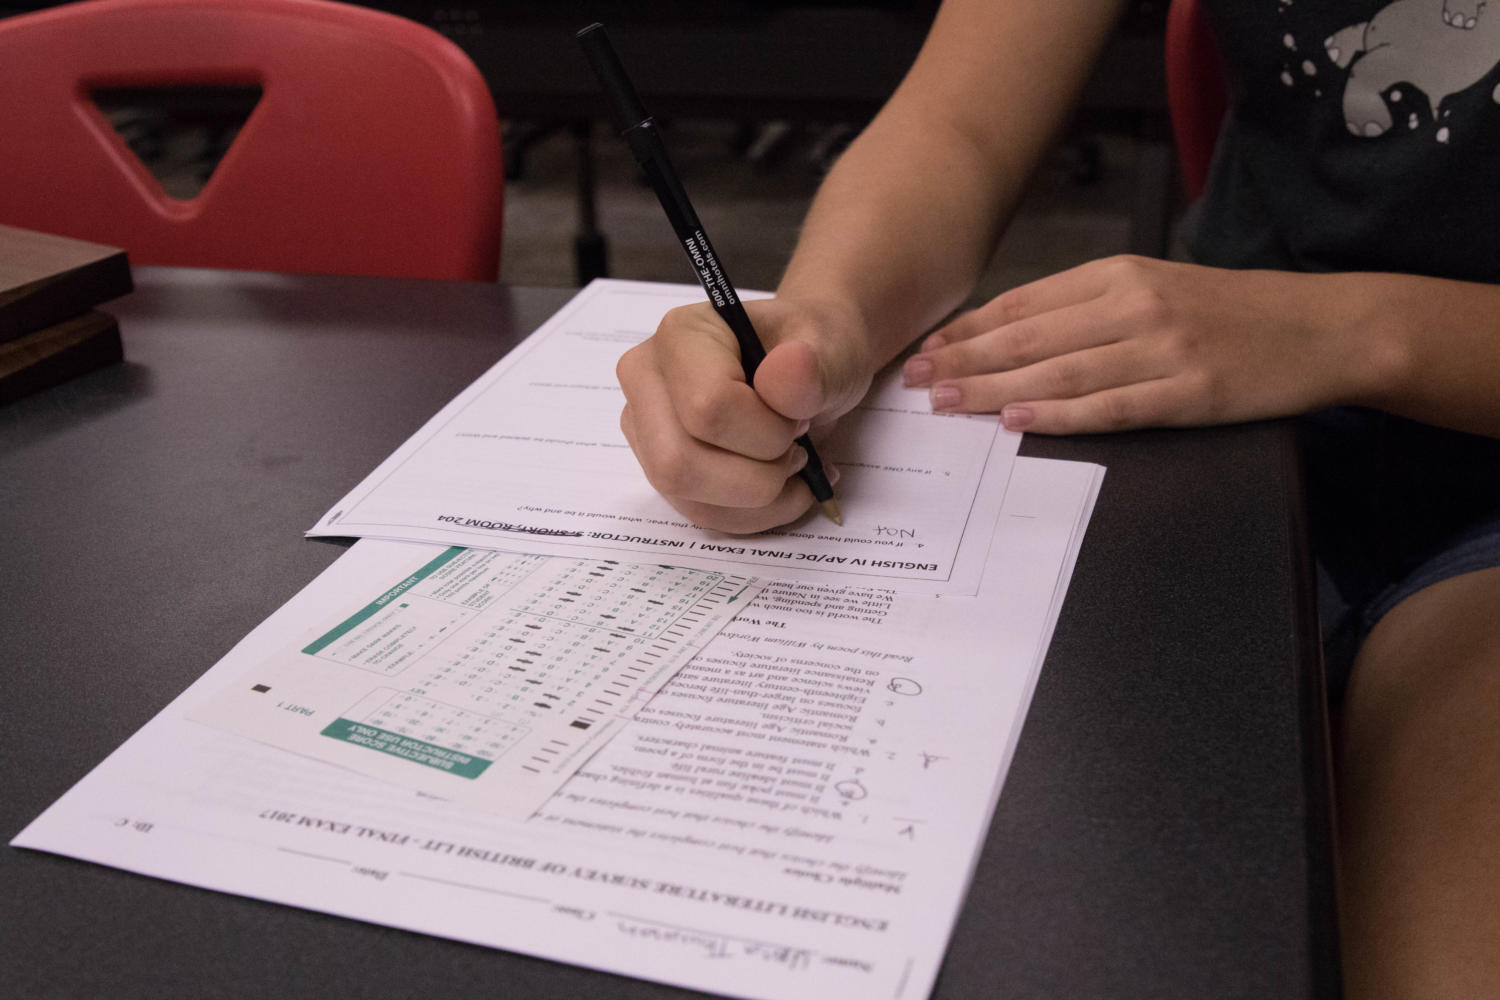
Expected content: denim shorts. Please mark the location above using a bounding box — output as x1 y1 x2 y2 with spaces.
1300 409 1500 699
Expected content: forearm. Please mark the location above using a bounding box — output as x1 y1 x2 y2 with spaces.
777 109 1014 365
1340 271 1500 438
776 0 1126 371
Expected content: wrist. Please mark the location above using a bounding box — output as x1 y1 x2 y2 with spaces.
1321 271 1420 411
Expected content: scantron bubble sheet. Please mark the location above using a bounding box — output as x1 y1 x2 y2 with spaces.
194 545 759 819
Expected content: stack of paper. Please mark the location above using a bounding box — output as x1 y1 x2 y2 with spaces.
14 280 1103 1000
310 281 1020 595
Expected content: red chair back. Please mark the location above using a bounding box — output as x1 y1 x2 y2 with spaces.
0 0 503 280
1165 0 1229 201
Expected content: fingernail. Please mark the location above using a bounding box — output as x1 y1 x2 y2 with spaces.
931 385 961 410
825 463 840 486
921 333 946 352
1002 405 1033 430
791 445 809 471
903 356 934 387
792 419 812 437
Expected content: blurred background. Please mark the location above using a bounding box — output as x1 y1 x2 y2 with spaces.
0 0 1182 299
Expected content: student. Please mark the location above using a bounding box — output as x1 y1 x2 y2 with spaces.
615 1 1500 995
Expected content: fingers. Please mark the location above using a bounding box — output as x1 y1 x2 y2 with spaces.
891 256 1324 436
904 297 1123 387
633 306 806 461
919 256 1119 351
620 396 810 509
925 337 1166 411
993 379 1197 435
655 464 842 536
896 256 1205 435
617 301 849 533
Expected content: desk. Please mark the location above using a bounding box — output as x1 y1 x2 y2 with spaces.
0 268 1337 998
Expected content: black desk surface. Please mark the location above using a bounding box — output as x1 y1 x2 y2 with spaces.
1 268 1338 999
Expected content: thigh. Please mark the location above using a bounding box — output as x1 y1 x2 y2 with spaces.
1336 565 1500 1000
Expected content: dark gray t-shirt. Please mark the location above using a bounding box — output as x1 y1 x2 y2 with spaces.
1193 0 1500 281
1190 0 1500 685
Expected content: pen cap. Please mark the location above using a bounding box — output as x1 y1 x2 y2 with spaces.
576 23 649 134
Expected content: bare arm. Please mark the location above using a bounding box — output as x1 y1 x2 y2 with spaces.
1361 272 1500 439
614 0 1128 532
777 0 1129 369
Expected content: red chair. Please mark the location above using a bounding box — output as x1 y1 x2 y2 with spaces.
1165 0 1229 201
0 0 503 280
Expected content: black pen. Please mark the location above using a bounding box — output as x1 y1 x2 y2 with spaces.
576 22 842 526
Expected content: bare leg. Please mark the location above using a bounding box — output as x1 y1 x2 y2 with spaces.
1338 565 1500 999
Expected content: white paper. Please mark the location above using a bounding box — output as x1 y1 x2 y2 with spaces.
310 280 1022 595
192 548 761 820
15 458 1101 1000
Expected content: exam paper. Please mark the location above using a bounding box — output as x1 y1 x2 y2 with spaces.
193 548 761 821
16 458 1101 1000
310 280 1022 596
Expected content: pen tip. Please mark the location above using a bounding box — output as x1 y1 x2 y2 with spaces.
820 497 844 526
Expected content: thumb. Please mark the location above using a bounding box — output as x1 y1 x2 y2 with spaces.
752 339 830 422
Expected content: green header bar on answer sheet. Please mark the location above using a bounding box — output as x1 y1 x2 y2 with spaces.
320 718 492 779
302 546 467 655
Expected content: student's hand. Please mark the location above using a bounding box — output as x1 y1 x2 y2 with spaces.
901 255 1388 433
617 297 873 533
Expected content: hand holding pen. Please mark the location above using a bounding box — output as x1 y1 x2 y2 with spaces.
578 23 846 529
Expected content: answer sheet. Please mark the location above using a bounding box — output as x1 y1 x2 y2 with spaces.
15 458 1101 1000
310 280 1022 596
194 549 761 820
